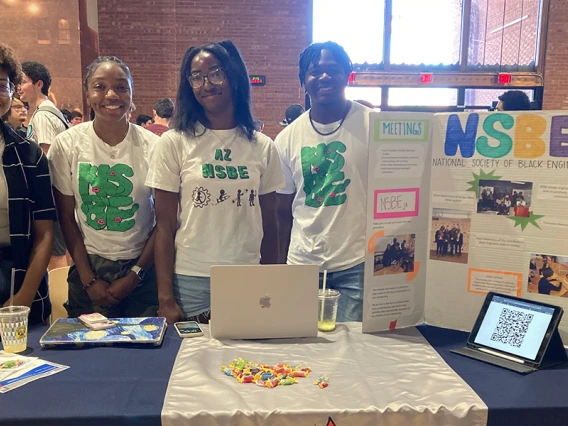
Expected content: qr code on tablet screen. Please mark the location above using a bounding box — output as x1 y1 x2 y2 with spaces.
490 308 534 348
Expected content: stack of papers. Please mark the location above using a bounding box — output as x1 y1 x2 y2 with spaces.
0 351 68 393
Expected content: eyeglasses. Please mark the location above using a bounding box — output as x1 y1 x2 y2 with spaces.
188 68 226 89
11 105 27 111
0 82 15 98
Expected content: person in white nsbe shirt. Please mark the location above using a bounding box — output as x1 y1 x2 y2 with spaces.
274 41 371 322
146 41 284 325
48 56 159 318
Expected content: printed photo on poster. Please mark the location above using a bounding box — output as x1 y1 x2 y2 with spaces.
528 254 568 297
430 208 470 264
373 234 416 276
477 180 532 217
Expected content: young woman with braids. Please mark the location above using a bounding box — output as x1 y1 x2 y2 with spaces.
48 56 159 317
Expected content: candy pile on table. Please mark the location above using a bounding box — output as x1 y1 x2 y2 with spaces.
314 374 329 389
221 358 324 388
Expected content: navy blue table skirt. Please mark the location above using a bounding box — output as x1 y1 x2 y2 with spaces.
1 324 567 426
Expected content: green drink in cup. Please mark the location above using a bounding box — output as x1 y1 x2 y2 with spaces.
318 289 340 332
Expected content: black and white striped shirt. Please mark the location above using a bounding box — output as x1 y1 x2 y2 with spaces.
0 121 57 325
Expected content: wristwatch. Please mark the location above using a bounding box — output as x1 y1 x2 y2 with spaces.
131 265 147 281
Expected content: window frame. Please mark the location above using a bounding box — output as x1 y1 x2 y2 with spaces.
311 0 548 81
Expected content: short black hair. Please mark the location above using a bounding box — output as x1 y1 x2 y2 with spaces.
285 104 304 124
153 97 174 119
71 110 83 119
542 267 554 279
136 114 153 126
84 56 133 91
498 90 531 111
173 40 256 141
298 41 352 87
60 108 72 122
0 43 22 86
21 61 51 96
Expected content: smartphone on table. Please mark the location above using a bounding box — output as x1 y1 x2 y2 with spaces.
174 321 204 338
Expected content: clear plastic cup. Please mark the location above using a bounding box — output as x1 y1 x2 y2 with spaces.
0 306 30 353
318 289 340 331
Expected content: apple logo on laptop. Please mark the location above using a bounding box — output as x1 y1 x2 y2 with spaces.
259 295 271 308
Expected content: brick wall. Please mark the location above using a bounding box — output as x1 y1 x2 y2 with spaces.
542 0 568 109
0 0 84 111
97 0 310 139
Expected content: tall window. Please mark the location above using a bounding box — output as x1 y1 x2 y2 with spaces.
390 0 462 68
58 19 71 44
312 0 385 65
468 0 541 71
312 0 543 71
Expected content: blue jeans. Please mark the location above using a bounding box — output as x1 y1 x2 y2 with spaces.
319 262 364 322
173 274 211 319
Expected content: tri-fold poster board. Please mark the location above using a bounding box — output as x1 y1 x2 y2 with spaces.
363 110 568 343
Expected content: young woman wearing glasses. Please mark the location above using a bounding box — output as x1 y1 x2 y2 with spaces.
0 44 56 324
146 41 284 324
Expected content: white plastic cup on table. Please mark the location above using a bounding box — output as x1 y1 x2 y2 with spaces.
0 306 30 353
318 289 340 332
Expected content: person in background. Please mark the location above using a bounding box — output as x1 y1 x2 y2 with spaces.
146 40 284 324
538 267 562 295
0 43 56 324
136 114 153 127
2 93 27 138
70 110 83 126
279 103 304 126
256 120 264 132
145 97 174 136
496 90 531 111
274 41 372 322
18 61 69 269
48 56 159 317
18 61 69 154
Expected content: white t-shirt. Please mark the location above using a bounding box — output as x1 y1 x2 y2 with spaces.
274 101 371 272
47 122 158 260
27 100 67 145
145 126 285 277
0 134 9 245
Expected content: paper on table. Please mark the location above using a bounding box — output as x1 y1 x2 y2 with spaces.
0 352 38 381
0 351 68 393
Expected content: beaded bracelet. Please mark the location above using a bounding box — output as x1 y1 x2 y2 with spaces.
83 275 100 290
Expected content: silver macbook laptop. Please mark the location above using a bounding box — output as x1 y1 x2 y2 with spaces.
210 264 319 339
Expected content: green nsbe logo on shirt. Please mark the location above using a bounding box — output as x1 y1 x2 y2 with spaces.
79 163 139 232
301 141 350 207
202 149 250 180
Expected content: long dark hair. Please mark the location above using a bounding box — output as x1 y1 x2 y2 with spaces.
173 40 256 141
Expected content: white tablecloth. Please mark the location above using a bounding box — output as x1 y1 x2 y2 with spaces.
162 323 487 426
